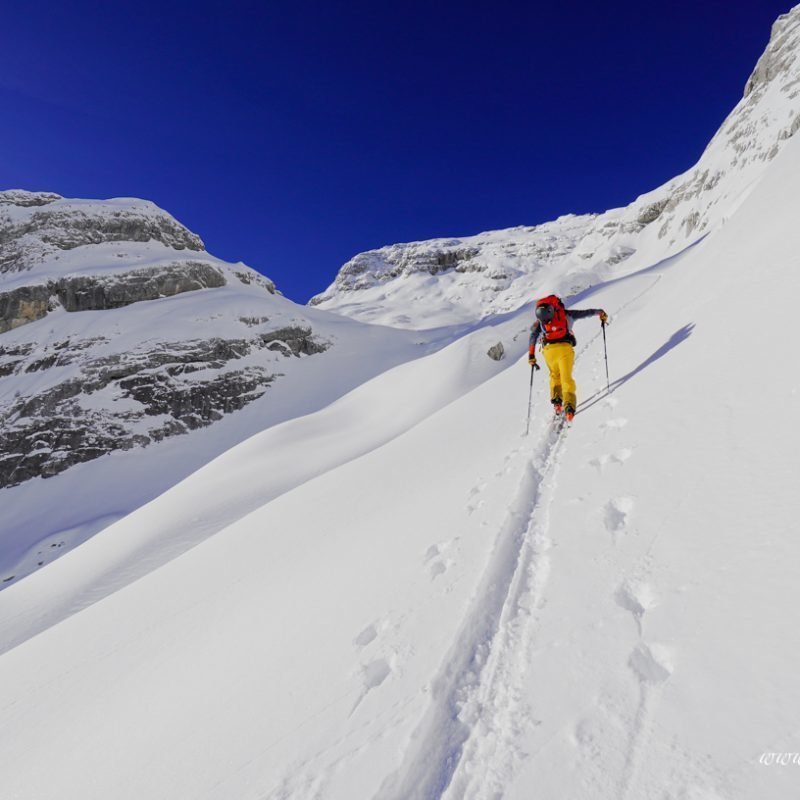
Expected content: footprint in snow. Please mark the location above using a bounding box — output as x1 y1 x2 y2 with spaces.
604 497 634 533
467 498 486 515
430 560 447 579
423 544 441 563
362 658 392 691
468 482 487 498
611 448 633 464
354 624 378 649
628 642 672 686
423 538 457 565
602 417 628 431
572 716 606 760
496 450 521 477
466 484 487 513
429 559 455 581
349 658 393 716
590 448 633 473
615 580 657 634
589 454 611 473
422 541 458 583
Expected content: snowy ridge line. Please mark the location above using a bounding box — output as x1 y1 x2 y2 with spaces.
376 420 569 800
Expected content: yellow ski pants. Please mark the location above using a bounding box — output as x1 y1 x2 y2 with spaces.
543 342 577 409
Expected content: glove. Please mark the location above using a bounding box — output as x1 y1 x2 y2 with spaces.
599 310 608 324
528 355 540 369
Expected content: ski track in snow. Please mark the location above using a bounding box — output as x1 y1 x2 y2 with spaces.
376 417 569 800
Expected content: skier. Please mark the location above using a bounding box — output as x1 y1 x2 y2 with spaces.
528 295 608 422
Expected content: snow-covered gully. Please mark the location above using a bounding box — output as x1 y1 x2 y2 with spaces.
377 419 568 800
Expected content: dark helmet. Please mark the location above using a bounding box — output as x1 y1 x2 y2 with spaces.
535 303 554 324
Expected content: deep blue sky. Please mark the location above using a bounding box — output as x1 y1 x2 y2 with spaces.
1 0 792 302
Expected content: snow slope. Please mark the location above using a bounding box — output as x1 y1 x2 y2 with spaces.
0 305 526 653
1 117 799 800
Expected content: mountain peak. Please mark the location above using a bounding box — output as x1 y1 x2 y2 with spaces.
744 4 800 97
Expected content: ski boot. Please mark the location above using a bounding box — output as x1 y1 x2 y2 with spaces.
552 398 563 417
564 404 575 423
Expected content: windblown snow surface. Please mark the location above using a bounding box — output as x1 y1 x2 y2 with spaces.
0 120 799 799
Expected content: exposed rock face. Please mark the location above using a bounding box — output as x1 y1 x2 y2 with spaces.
0 285 53 333
231 268 277 294
0 191 62 208
0 335 294 488
0 323 329 489
487 342 505 361
0 191 203 275
311 6 800 328
258 326 329 357
744 11 800 97
636 199 670 226
0 263 227 333
0 191 329 491
53 262 226 312
328 244 483 290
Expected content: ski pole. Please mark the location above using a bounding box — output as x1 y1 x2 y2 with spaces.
601 320 610 394
525 362 539 435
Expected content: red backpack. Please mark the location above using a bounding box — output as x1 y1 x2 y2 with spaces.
536 295 575 345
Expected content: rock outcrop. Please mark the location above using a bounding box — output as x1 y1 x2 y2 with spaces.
0 191 203 274
0 262 231 333
0 191 328 491
0 335 287 487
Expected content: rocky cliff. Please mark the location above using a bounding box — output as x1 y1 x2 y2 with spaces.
0 190 324 491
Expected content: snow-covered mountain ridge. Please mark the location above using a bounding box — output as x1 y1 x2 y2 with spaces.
311 5 800 328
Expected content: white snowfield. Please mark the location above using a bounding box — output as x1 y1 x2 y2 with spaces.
1 112 800 800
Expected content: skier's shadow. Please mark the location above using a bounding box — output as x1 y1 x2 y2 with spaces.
578 323 695 415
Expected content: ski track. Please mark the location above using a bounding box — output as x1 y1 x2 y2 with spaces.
376 417 569 800
443 431 562 800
